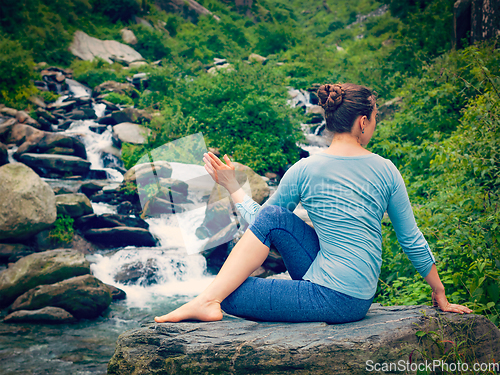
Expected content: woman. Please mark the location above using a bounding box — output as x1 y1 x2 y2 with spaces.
155 83 472 324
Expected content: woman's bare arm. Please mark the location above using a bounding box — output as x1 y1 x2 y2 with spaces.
424 264 472 314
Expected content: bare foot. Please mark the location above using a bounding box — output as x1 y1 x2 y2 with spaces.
154 297 223 323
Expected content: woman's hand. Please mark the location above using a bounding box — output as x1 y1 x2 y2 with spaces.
203 152 240 193
432 290 473 314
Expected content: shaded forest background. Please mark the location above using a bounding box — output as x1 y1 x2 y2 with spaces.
0 0 499 325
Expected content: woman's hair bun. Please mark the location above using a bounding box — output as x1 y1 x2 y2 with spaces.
317 84 345 111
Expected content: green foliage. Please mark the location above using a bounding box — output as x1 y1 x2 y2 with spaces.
129 24 171 61
48 214 75 245
71 58 127 88
104 92 134 106
90 0 140 23
372 42 500 325
0 38 38 108
38 90 61 104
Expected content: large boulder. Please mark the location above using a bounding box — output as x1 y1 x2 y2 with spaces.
107 305 500 375
0 249 90 308
69 30 144 65
10 274 112 319
123 161 173 185
18 153 91 177
56 193 94 218
120 28 138 45
112 122 151 145
111 108 152 124
3 306 76 324
12 126 87 160
0 163 57 241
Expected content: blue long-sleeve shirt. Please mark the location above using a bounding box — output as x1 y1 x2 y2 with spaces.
235 152 435 299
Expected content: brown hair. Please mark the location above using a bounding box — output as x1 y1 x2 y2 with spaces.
317 83 376 133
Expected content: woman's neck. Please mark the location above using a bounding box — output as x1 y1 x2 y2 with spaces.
323 133 372 156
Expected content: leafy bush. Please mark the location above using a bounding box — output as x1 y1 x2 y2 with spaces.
71 58 127 88
48 214 75 245
105 92 134 106
0 38 37 107
372 42 500 325
129 25 171 61
90 0 140 23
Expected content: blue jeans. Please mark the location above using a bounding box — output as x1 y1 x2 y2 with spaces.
220 205 373 324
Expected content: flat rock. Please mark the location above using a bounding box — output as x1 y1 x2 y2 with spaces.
83 227 157 248
0 163 57 241
69 30 144 65
113 122 151 145
0 243 34 264
0 249 90 308
56 193 93 218
18 153 91 176
107 305 500 375
3 306 76 324
10 274 112 319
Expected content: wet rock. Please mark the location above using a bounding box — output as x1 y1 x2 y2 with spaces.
0 243 34 264
69 30 144 65
15 111 30 123
248 53 267 64
106 284 126 300
112 122 151 145
3 306 76 324
144 196 186 216
47 100 76 111
111 108 152 124
0 142 7 166
83 227 157 248
55 193 94 218
116 201 134 215
97 114 118 125
79 181 107 197
36 108 58 125
6 123 42 145
113 259 159 286
75 213 149 232
196 201 232 240
108 306 500 375
93 81 138 98
18 153 91 177
10 124 87 160
0 118 17 143
0 163 57 241
0 249 90 308
124 161 173 184
10 274 112 320
0 107 17 117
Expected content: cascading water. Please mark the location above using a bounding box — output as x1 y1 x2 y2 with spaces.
90 162 216 308
288 88 329 155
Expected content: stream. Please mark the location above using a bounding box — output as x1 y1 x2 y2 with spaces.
0 83 327 374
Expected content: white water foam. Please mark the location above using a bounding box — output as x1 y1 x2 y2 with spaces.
63 120 123 182
90 247 214 308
